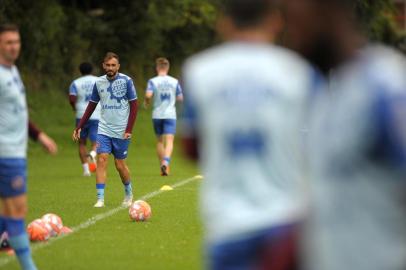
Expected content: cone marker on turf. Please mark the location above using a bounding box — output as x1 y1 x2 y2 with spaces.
160 185 173 191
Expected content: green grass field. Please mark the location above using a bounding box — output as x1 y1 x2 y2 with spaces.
0 89 203 270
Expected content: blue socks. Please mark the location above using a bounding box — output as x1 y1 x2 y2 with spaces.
163 157 171 166
5 217 37 270
123 181 133 197
96 183 105 201
97 182 132 200
96 181 132 199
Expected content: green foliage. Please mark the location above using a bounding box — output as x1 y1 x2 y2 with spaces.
0 0 219 91
0 0 403 92
355 0 405 51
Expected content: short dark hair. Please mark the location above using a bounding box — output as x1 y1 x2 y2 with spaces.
104 52 119 63
222 0 278 28
0 24 19 35
79 62 93 75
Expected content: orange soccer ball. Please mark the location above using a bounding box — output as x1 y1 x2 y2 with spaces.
27 219 50 242
89 162 97 173
41 213 63 236
129 200 152 222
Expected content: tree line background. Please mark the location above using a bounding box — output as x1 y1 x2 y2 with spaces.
0 0 404 92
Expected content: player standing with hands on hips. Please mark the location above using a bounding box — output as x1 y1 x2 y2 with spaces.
73 52 138 208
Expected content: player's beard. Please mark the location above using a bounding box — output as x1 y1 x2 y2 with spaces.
106 70 117 79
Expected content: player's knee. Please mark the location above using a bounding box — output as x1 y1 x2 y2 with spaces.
97 155 108 165
5 201 27 218
15 203 27 217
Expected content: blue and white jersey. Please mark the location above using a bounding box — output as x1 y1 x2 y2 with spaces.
182 42 316 243
90 73 137 139
307 45 406 270
146 75 183 119
0 65 28 158
69 75 101 120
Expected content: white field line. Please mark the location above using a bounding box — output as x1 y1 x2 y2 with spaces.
0 175 203 268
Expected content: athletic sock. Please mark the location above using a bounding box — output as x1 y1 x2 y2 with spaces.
123 181 133 197
163 157 171 166
96 183 105 201
82 163 90 174
5 218 37 270
89 150 97 159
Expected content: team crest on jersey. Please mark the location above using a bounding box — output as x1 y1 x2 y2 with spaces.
108 79 127 103
160 93 171 101
227 129 266 156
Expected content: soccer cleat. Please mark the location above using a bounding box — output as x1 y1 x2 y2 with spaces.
0 232 10 252
94 200 105 208
89 150 97 164
83 171 91 177
121 195 133 208
160 165 169 176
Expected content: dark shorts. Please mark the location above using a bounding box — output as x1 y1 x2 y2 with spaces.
0 158 27 198
76 118 99 142
208 223 299 270
96 134 130 159
153 119 176 136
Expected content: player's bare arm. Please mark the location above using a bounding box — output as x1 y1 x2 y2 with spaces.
143 91 153 109
69 94 77 111
29 121 58 154
176 94 184 103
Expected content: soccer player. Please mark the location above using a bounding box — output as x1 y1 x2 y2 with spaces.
144 58 183 176
69 62 100 176
181 0 318 269
72 52 138 208
0 24 58 270
283 1 406 269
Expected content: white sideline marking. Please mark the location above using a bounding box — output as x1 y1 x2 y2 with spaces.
0 175 202 267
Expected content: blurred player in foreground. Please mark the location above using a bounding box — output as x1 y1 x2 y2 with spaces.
283 1 406 269
182 0 318 268
69 62 100 176
144 57 183 176
73 52 138 208
0 24 58 270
